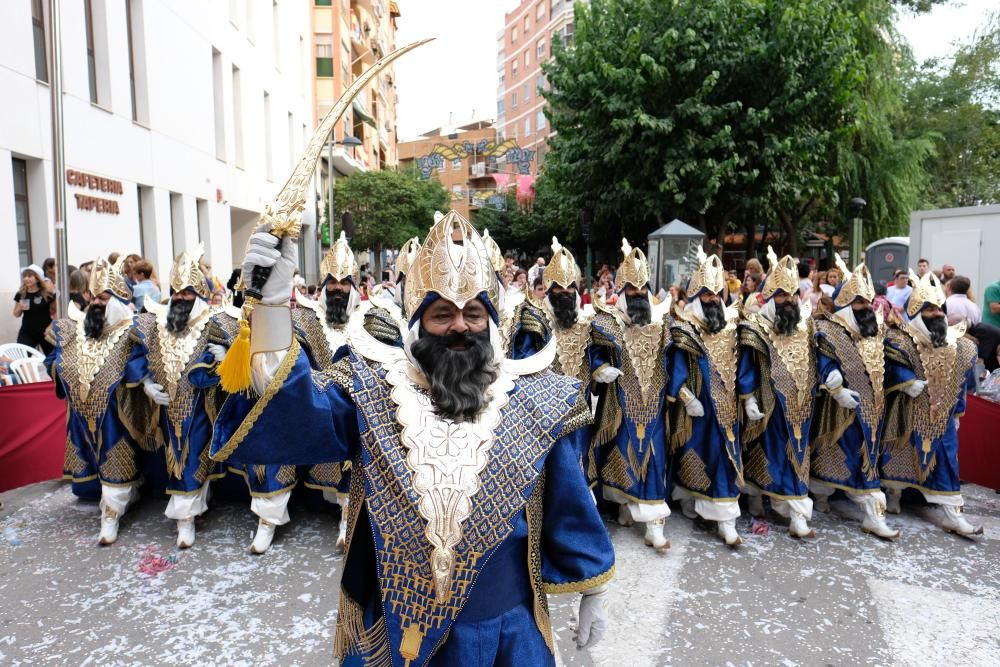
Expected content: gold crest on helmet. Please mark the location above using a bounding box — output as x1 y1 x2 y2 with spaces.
832 254 876 308
404 210 500 319
760 245 800 301
906 268 946 318
614 238 651 292
88 256 131 302
396 236 421 276
482 229 505 273
170 246 212 299
685 244 726 298
320 231 361 286
543 236 581 290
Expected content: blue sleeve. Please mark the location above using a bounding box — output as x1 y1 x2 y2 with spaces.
667 346 690 398
541 426 615 592
737 345 759 397
589 342 611 375
511 328 545 360
816 344 840 387
210 348 358 465
885 359 916 394
188 349 221 389
45 346 66 399
956 365 974 416
123 337 149 386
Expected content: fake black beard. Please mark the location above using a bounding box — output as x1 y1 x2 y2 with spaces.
410 329 497 422
702 299 726 334
166 298 195 333
855 306 878 338
549 291 579 329
774 300 801 335
84 305 106 339
626 294 652 326
922 314 948 347
325 290 350 325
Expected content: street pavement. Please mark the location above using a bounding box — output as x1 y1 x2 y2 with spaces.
2 479 999 666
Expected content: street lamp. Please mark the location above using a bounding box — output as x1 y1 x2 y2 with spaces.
327 134 363 242
848 197 867 267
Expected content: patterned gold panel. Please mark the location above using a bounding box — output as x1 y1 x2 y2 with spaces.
525 472 554 655
677 449 711 493
550 316 592 384
744 443 773 489
601 445 635 491
816 317 885 449
811 435 852 482
99 438 138 483
307 462 344 487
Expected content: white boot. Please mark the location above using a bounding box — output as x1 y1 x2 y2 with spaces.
717 519 743 546
98 508 120 546
680 497 698 520
336 516 349 551
618 504 634 527
860 496 900 540
250 519 277 554
885 487 902 514
941 505 983 538
643 519 670 550
747 492 765 517
788 511 815 539
176 518 196 549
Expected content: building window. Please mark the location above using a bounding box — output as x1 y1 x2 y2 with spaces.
84 0 98 104
511 91 517 109
497 99 505 116
524 16 529 31
536 72 545 92
537 39 546 59
126 0 147 123
316 34 333 76
525 50 530 67
12 158 32 267
31 0 47 82
232 65 244 168
511 27 518 43
537 3 545 20
263 91 273 180
136 185 146 257
511 59 518 78
525 117 532 136
316 0 332 5
212 49 226 159
197 199 209 246
452 158 462 170
536 109 546 131
524 82 531 103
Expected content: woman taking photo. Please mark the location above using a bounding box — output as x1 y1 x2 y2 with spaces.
12 265 55 354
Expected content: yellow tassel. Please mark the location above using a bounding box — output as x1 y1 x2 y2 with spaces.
218 318 253 393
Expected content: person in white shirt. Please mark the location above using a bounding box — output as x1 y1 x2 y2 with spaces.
526 256 546 287
886 270 912 313
944 275 981 326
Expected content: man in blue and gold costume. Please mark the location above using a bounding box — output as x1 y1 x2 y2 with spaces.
668 245 743 546
880 269 982 537
211 211 613 665
539 237 595 386
137 248 229 548
589 239 672 551
737 248 817 538
495 230 553 361
46 257 158 545
810 256 898 539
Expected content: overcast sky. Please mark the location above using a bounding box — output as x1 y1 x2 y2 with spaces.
393 0 996 141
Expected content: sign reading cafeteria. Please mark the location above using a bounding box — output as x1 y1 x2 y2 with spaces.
66 168 122 215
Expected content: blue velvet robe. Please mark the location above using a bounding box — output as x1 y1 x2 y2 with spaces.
508 299 552 360
879 326 978 496
667 320 743 502
737 318 817 500
46 316 156 499
587 311 671 505
209 343 613 667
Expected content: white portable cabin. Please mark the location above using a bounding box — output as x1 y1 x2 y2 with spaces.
909 205 1000 306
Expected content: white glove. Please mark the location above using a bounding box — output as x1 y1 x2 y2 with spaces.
207 343 227 364
593 366 623 384
903 379 927 398
142 376 170 406
833 388 860 410
242 231 298 305
744 396 765 422
575 585 609 649
954 417 960 432
824 369 844 391
684 397 705 417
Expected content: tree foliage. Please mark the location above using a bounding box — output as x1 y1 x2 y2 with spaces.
333 167 449 257
541 0 932 257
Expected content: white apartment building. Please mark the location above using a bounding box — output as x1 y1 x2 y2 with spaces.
0 0 318 342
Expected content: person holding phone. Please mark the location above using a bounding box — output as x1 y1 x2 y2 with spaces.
12 264 55 354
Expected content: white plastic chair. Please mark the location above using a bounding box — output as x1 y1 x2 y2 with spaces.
0 343 45 361
10 358 47 384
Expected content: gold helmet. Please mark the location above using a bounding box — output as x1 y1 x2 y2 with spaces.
614 238 650 292
543 236 581 290
481 229 505 273
88 256 131 302
396 236 421 277
906 267 946 318
686 244 726 298
320 231 361 286
170 245 212 300
403 210 500 323
760 245 799 301
832 254 876 308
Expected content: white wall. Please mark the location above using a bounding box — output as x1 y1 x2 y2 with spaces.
0 0 315 343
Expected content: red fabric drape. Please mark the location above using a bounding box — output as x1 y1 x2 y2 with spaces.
958 394 1000 491
516 175 536 204
0 382 66 492
491 173 511 190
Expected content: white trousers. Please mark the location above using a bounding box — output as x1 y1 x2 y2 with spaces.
100 484 139 516
744 482 813 519
884 482 964 507
164 483 211 520
602 486 671 521
250 490 292 526
672 486 741 521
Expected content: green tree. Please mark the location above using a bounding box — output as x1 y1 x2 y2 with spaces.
473 175 567 256
333 167 449 272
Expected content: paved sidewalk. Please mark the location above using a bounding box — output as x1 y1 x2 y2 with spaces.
2 480 998 666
